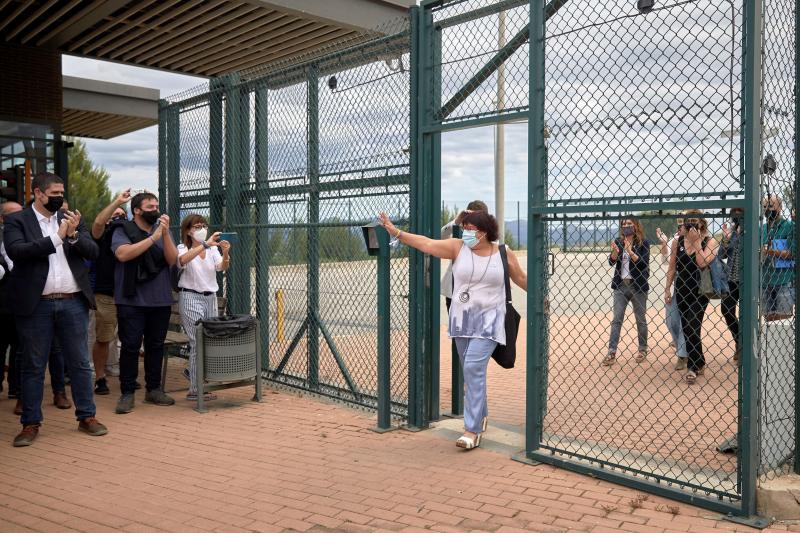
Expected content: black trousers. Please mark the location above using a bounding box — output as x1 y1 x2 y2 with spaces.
676 288 709 373
721 281 740 349
0 311 18 393
117 305 171 395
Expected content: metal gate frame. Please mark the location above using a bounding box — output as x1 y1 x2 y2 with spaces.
413 0 798 519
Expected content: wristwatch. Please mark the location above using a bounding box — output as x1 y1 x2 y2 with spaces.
202 241 211 249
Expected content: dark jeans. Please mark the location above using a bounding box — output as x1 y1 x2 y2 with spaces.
16 298 95 426
117 305 171 395
721 281 740 349
676 288 709 373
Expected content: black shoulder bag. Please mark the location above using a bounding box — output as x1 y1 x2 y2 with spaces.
491 245 521 369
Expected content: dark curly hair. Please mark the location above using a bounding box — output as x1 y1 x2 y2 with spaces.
460 210 499 243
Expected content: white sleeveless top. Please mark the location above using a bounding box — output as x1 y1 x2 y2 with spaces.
448 244 506 345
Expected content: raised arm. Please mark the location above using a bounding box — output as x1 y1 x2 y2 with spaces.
695 236 719 269
92 189 130 240
378 212 461 260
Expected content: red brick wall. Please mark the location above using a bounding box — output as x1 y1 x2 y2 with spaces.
0 43 61 127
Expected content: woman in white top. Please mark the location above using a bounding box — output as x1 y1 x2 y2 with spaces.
379 210 526 450
177 214 231 401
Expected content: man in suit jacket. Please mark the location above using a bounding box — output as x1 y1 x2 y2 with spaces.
4 172 108 446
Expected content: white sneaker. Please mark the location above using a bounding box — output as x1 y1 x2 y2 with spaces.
105 365 120 377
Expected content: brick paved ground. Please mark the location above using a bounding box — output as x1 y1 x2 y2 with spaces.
0 362 796 532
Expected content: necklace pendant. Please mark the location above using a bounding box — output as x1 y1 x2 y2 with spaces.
458 291 470 303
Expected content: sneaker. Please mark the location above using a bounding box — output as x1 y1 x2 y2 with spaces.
105 365 120 377
13 399 22 416
601 353 616 366
635 350 647 363
94 377 110 396
78 417 108 436
115 393 135 414
674 357 687 371
182 368 190 381
144 389 175 406
13 425 40 447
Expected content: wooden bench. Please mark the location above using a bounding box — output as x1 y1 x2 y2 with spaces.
161 295 227 392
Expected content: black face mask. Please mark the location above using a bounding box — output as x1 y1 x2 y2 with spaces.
766 209 779 221
684 222 698 231
140 210 160 225
43 195 64 213
110 215 126 224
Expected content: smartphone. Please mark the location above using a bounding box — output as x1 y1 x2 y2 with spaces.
217 232 238 243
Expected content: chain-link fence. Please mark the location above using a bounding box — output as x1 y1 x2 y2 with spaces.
758 0 796 481
160 17 413 418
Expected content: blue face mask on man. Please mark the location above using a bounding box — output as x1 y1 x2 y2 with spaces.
462 229 481 249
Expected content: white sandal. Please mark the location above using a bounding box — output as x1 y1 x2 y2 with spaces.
456 433 482 450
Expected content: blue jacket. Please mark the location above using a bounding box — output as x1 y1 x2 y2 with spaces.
608 238 650 293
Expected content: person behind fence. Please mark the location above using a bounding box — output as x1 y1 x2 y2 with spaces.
112 192 178 414
602 217 650 367
665 210 719 385
89 190 130 395
176 214 231 402
656 219 688 369
441 200 489 310
4 172 107 446
720 208 743 360
379 210 527 450
760 194 794 322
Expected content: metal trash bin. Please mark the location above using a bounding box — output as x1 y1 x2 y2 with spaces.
196 315 262 412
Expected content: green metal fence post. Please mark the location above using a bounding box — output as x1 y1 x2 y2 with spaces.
224 74 250 315
166 106 180 242
427 21 443 423
376 225 392 431
526 0 547 455
209 79 225 228
739 0 764 516
157 99 167 215
307 65 320 390
795 0 800 476
254 85 270 371
408 5 425 428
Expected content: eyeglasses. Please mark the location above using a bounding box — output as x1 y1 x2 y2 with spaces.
191 223 209 230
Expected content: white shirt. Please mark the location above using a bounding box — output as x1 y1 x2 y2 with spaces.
177 244 222 293
448 244 506 344
620 250 632 280
0 242 12 272
35 208 80 295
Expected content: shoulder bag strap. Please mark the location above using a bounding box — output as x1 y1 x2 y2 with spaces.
499 244 512 303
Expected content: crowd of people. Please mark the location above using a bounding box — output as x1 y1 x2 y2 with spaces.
0 172 232 447
605 197 794 385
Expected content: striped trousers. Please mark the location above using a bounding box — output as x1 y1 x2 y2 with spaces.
178 291 218 395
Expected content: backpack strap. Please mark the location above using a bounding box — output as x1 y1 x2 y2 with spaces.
499 244 512 304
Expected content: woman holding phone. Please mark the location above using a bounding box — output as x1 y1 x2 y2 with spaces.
177 214 231 401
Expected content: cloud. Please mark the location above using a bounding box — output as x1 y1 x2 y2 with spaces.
62 57 205 197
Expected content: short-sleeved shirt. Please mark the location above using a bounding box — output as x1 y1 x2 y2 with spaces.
93 226 117 296
111 226 174 307
177 244 221 293
761 218 795 287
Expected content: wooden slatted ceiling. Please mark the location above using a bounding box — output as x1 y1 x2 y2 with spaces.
62 108 156 139
1 0 366 77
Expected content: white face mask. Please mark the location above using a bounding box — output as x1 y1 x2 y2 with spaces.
462 229 480 249
193 228 208 242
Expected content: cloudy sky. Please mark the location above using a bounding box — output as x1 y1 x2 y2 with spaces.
62 55 205 196
62 53 529 216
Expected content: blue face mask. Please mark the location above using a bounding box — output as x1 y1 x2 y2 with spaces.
462 229 480 249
